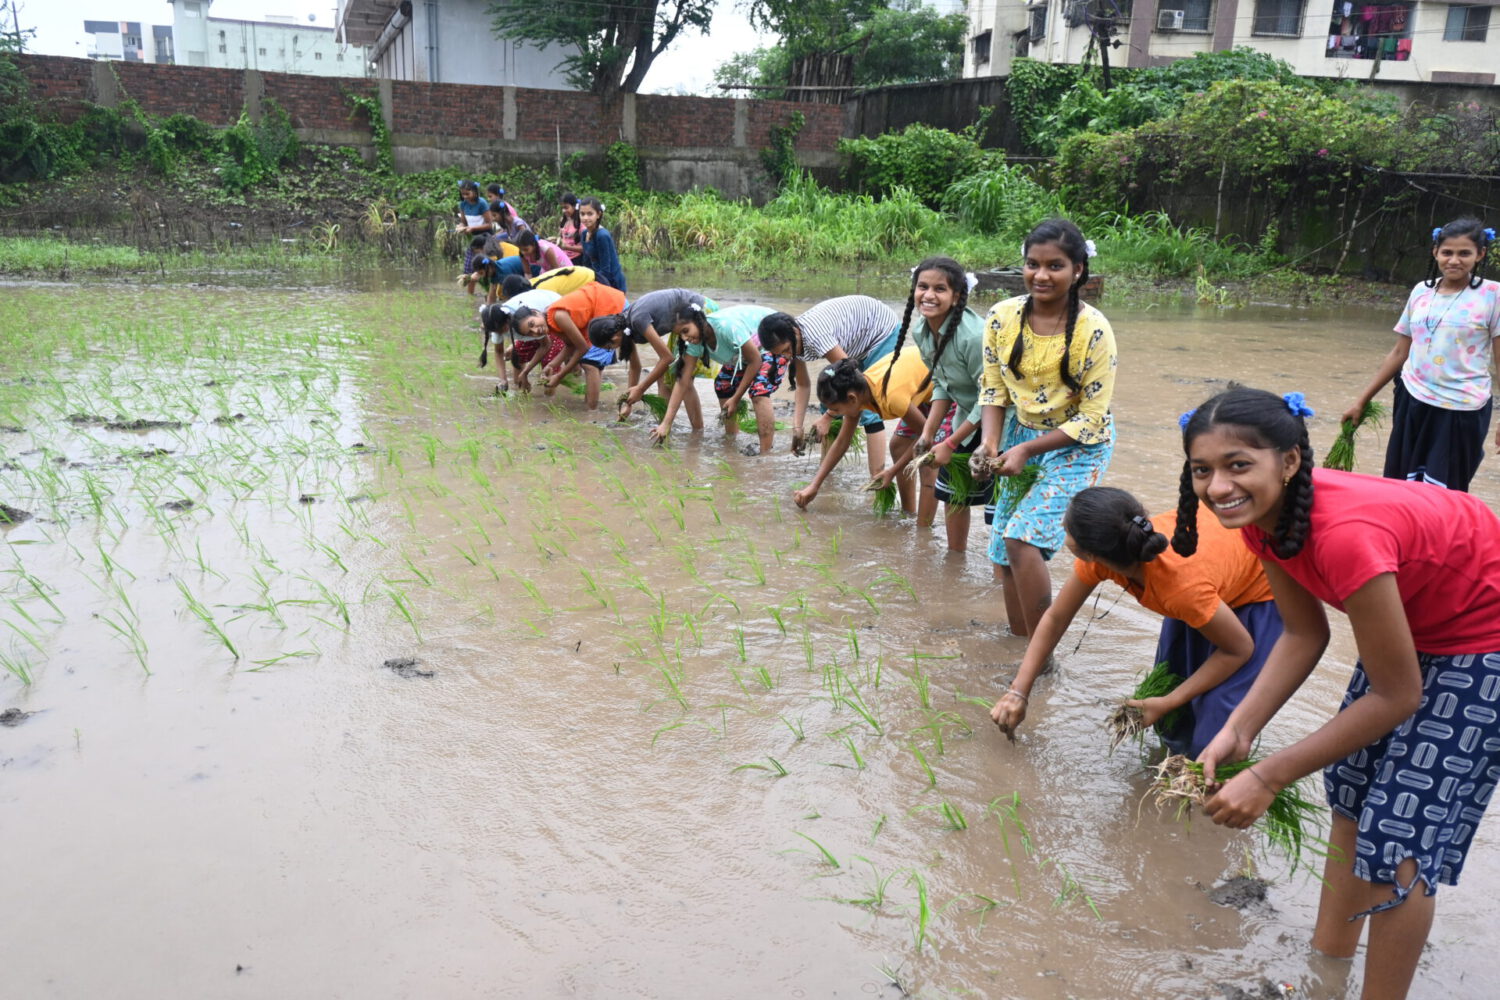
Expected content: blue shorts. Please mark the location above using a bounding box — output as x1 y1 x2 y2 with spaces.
580 345 616 369
986 412 1113 565
1155 600 1283 758
1326 650 1500 915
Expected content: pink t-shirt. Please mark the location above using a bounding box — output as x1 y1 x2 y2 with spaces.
1394 278 1500 410
1242 469 1500 653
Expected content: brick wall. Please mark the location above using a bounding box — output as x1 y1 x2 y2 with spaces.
14 55 95 121
514 89 618 144
636 94 734 148
113 62 247 125
14 53 845 154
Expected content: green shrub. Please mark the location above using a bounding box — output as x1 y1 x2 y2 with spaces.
838 117 991 207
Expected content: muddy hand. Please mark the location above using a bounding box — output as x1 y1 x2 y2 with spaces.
990 691 1027 742
791 429 806 457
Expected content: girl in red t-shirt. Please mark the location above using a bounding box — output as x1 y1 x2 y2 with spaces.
990 486 1280 756
1179 385 1500 1000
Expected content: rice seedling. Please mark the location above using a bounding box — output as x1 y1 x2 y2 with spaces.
387 588 423 642
1148 754 1324 868
175 579 240 659
1324 399 1388 472
791 831 841 870
863 476 899 517
834 859 899 909
779 714 805 741
1107 660 1183 752
903 870 932 953
732 757 789 777
910 742 937 789
992 463 1042 521
0 646 34 685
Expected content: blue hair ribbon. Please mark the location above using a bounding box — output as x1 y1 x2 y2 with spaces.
1178 408 1196 429
1484 227 1497 244
1282 392 1315 418
1432 227 1444 242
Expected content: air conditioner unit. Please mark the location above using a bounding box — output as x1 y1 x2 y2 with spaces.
1158 9 1185 29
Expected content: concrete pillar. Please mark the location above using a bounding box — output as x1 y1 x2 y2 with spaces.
733 98 747 147
621 92 636 143
90 60 120 108
244 69 265 121
378 77 395 135
502 85 517 141
1127 0 1158 67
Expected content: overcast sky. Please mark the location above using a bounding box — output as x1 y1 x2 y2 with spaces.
13 0 774 94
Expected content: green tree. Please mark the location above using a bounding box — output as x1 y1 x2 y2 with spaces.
719 1 965 96
487 0 716 95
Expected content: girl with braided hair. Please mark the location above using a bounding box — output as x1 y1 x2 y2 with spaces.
1341 218 1499 491
1181 386 1500 1000
648 304 777 452
989 486 1281 757
887 256 987 550
975 218 1117 639
793 354 931 511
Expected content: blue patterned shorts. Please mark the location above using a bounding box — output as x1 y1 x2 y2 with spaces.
1326 651 1500 913
986 414 1113 566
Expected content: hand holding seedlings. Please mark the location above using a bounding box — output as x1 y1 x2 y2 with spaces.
648 422 670 447
793 484 816 510
617 393 633 421
791 428 806 456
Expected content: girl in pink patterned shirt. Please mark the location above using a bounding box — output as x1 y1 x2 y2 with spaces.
1342 218 1499 491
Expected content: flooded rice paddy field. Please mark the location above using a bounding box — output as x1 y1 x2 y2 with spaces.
1 272 1497 999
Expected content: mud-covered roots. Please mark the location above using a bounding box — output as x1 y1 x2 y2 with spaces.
1107 702 1146 752
1149 754 1208 810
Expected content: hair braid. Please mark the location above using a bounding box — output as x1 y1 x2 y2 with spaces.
1009 295 1032 378
1270 438 1315 558
1058 260 1087 392
1170 459 1200 557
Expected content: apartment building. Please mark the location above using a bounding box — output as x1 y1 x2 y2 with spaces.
965 0 1498 85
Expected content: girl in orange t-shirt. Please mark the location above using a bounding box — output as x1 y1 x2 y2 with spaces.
990 486 1282 756
539 282 627 405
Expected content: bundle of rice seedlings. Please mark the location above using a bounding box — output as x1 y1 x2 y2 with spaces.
1149 754 1324 867
1106 660 1183 752
639 394 669 421
735 398 759 434
1324 400 1387 472
864 476 899 517
992 463 1042 520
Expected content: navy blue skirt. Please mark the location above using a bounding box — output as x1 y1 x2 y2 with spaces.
1154 600 1284 757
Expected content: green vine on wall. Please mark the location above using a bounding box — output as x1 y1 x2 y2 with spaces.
346 91 394 174
605 140 642 195
760 110 805 189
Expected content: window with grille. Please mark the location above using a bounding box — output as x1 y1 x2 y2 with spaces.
1253 0 1304 34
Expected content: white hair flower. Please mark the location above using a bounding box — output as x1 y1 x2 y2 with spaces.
1084 239 1097 258
965 272 978 292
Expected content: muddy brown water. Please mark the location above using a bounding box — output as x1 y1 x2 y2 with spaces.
0 270 1496 1000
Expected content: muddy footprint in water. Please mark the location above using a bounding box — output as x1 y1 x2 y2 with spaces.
0 708 33 727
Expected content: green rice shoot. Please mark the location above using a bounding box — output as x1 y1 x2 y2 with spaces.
993 463 1042 520
869 479 899 517
1107 660 1183 752
1149 754 1326 871
1324 399 1387 472
638 393 669 421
